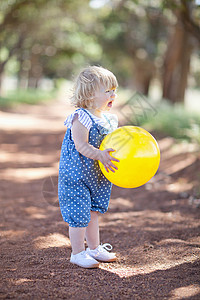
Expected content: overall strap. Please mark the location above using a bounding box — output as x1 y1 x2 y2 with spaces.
79 108 109 135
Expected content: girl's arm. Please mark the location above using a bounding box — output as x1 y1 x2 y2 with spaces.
71 115 119 172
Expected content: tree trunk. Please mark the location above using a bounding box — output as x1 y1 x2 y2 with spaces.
133 57 156 96
28 54 43 89
162 19 193 103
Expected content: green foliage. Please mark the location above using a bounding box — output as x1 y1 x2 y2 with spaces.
91 0 170 85
0 0 96 80
135 99 200 143
1 0 200 96
0 88 56 108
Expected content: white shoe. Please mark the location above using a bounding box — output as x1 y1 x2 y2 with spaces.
86 243 117 262
70 250 99 268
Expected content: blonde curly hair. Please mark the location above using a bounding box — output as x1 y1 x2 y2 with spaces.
70 66 118 108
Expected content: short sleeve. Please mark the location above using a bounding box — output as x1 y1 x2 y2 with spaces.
64 109 92 131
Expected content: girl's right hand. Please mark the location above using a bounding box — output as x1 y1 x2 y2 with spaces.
98 148 120 173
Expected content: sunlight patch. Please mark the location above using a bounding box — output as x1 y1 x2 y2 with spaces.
34 233 70 249
0 229 26 239
0 167 56 181
24 206 47 219
100 256 199 278
15 278 33 285
0 111 62 132
0 150 56 165
109 198 134 210
99 265 139 278
164 155 196 175
170 284 200 299
166 181 193 193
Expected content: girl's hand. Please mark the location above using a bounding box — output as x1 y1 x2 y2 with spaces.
98 148 120 173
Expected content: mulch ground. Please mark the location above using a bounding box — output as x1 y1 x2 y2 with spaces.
0 99 200 300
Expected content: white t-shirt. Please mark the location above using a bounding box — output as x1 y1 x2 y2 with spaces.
64 108 118 133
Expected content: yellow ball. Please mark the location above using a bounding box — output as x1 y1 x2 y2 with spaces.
98 126 160 188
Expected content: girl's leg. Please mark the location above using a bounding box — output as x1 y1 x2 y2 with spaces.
85 211 100 250
69 226 86 255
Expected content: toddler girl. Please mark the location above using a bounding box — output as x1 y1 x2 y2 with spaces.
58 66 120 268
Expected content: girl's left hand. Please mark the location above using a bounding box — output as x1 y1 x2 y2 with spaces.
98 148 120 173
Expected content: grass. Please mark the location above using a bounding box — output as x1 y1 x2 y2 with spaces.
0 88 57 108
120 94 200 144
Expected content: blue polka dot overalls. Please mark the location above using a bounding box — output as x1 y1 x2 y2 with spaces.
58 108 112 227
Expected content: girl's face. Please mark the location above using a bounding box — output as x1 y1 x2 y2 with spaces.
93 85 117 113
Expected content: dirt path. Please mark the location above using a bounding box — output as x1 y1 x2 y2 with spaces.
0 96 200 299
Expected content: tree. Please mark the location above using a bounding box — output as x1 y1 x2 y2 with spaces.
1 0 199 103
162 0 200 102
0 0 98 92
91 0 168 95
90 0 200 102
0 0 52 90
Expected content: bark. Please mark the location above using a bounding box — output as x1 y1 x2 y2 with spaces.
0 36 24 94
28 54 43 89
180 0 200 44
133 58 156 96
162 0 199 103
162 20 193 103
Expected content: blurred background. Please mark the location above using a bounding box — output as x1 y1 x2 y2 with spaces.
0 0 200 141
1 3 200 296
